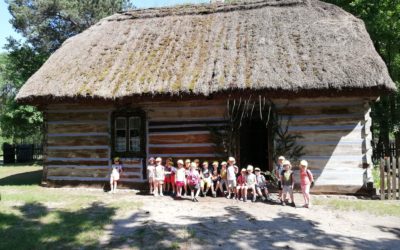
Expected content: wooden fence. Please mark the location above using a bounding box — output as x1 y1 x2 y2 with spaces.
379 156 400 200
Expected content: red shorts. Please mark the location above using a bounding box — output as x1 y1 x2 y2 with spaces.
164 175 175 184
176 181 185 187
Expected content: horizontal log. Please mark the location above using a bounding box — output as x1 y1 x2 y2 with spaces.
47 109 112 113
47 104 113 110
46 176 145 183
48 124 109 134
277 105 364 116
287 124 363 133
148 108 225 121
48 132 109 137
149 133 213 144
149 146 224 155
287 116 363 126
45 160 109 166
48 146 109 150
293 131 363 142
47 165 110 169
47 149 109 158
47 112 109 121
302 144 363 156
148 153 224 158
47 168 110 178
47 136 109 146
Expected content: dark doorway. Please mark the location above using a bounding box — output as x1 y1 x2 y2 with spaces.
239 120 269 171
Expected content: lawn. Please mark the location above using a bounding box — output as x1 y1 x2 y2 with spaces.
313 198 400 217
0 164 142 250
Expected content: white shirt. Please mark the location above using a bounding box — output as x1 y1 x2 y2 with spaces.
227 165 237 180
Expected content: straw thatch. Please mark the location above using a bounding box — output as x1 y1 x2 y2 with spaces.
16 0 396 102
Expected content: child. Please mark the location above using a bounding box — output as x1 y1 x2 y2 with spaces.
300 160 314 208
244 165 257 202
110 157 123 194
200 161 215 197
187 162 201 202
275 156 285 200
154 157 165 197
219 161 228 196
183 159 191 196
281 160 295 206
147 157 156 195
226 157 239 199
255 167 269 201
164 158 174 195
175 159 186 198
236 168 247 201
211 161 220 198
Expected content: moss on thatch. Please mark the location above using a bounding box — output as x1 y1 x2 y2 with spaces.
16 0 396 103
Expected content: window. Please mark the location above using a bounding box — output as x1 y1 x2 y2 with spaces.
112 110 146 157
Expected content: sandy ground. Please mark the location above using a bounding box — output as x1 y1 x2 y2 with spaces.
99 192 400 250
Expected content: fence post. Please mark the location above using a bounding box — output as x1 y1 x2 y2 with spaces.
391 155 397 200
386 157 391 199
397 155 400 200
380 158 385 200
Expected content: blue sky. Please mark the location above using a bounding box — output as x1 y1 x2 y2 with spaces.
0 0 209 52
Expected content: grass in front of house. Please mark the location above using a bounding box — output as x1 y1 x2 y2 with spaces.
0 165 142 249
313 198 400 217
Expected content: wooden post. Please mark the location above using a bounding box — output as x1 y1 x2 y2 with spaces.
380 158 385 200
392 157 397 200
396 155 400 200
386 157 391 199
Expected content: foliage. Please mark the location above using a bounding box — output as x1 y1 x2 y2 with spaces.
6 0 134 53
1 0 133 143
323 0 400 152
272 116 304 164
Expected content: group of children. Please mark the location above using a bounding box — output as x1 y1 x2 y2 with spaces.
109 155 314 208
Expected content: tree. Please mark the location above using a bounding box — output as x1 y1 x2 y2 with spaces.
324 0 400 154
1 0 133 143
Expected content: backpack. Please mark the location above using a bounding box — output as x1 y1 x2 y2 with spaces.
306 170 314 188
188 172 199 186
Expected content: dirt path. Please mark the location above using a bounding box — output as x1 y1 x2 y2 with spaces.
100 192 400 250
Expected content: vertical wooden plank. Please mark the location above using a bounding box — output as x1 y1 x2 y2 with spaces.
380 158 385 200
386 157 391 200
42 112 49 185
392 157 397 200
396 155 400 200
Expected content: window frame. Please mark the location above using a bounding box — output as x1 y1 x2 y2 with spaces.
111 109 146 158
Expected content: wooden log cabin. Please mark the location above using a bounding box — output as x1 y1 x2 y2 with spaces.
16 0 396 194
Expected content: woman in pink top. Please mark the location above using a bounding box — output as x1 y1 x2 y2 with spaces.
299 160 314 208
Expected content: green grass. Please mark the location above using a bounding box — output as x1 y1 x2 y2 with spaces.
0 165 142 249
314 198 400 217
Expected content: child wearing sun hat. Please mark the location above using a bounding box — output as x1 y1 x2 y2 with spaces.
109 157 123 194
300 160 314 208
244 165 257 202
236 168 247 201
255 167 269 201
281 160 295 206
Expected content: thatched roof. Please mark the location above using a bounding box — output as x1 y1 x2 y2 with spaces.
16 0 396 102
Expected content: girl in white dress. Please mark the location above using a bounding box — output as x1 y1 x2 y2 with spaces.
110 157 123 193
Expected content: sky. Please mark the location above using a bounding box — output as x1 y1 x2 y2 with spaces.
0 0 210 52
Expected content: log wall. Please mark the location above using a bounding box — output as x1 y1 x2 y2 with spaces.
43 96 373 193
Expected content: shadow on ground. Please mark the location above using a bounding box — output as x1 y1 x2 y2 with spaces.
0 202 116 249
0 169 42 185
106 205 400 250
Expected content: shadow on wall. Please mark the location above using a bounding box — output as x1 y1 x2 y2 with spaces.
0 202 116 249
105 205 399 249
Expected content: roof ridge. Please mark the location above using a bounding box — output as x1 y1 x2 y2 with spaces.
106 0 306 21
